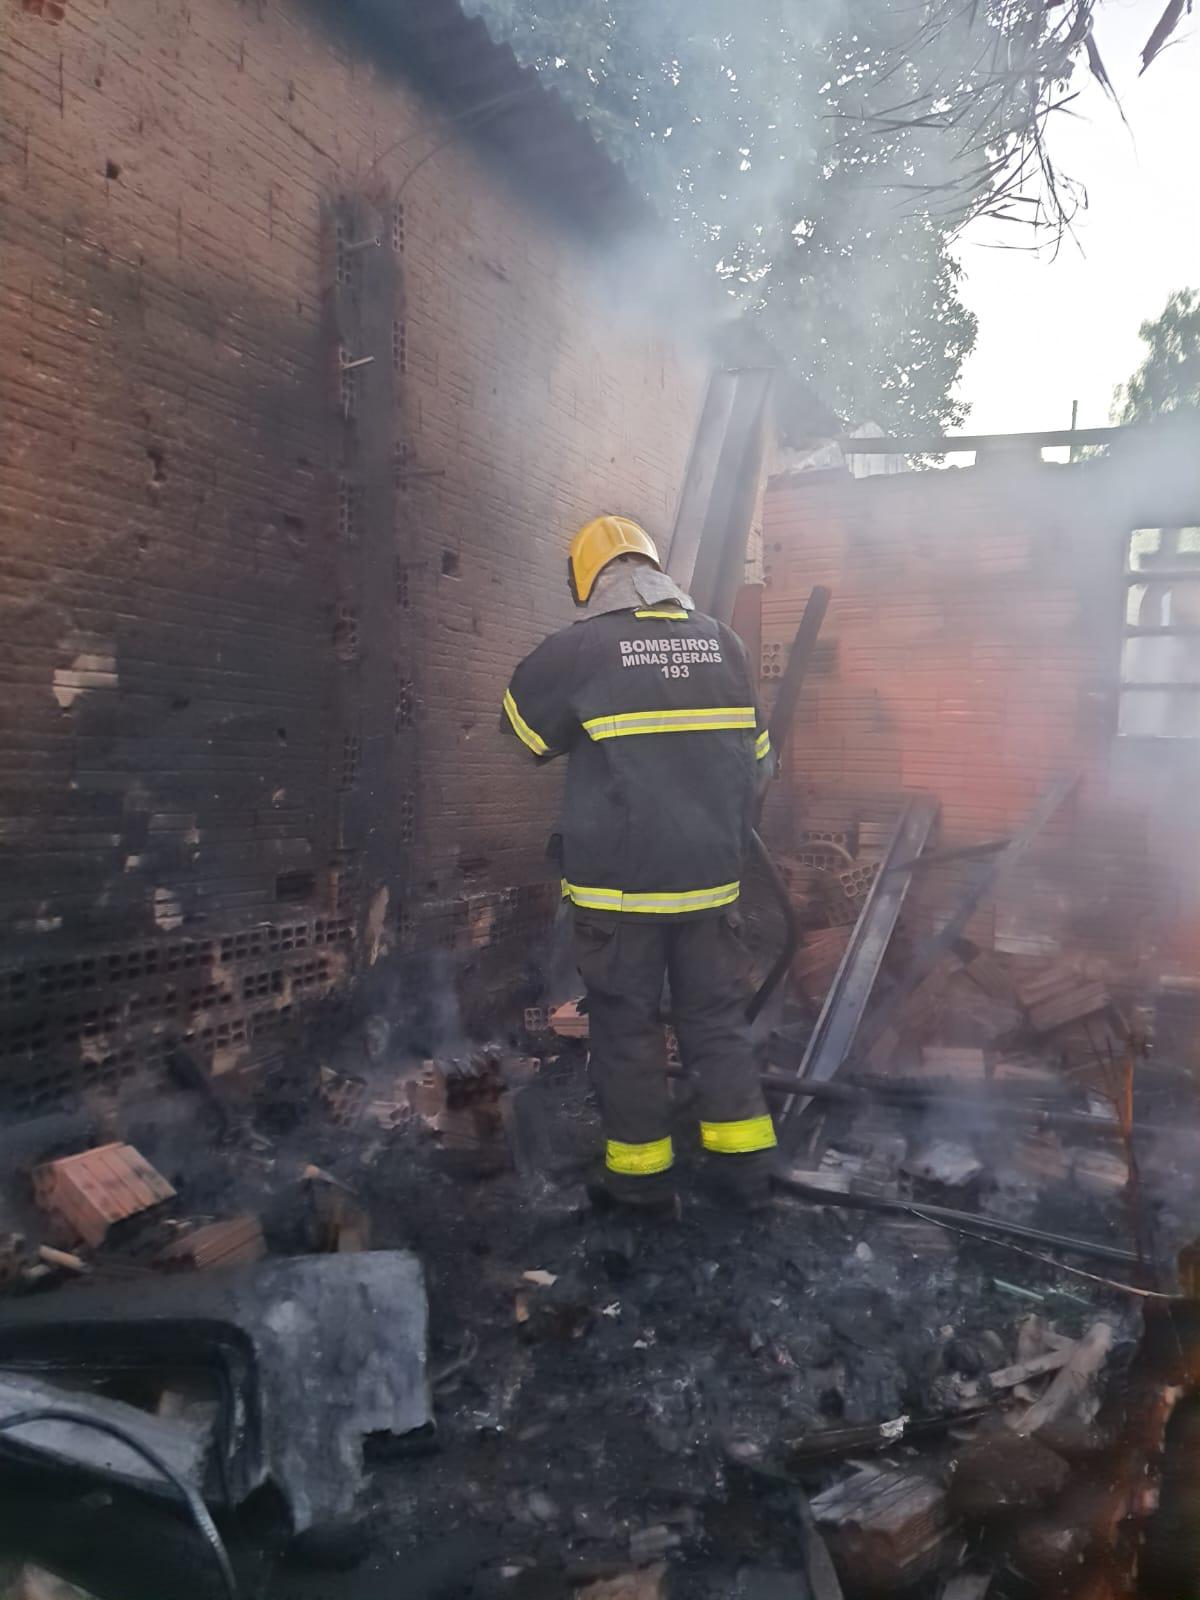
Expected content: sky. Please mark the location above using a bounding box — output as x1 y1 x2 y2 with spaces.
953 0 1200 435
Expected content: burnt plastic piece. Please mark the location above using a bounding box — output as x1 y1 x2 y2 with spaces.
0 1252 430 1532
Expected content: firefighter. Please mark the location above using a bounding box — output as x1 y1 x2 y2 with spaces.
502 514 777 1208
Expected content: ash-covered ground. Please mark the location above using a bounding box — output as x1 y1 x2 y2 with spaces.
238 1053 1151 1600
5 1034 1192 1600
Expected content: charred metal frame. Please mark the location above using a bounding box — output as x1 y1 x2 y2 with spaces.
777 797 939 1143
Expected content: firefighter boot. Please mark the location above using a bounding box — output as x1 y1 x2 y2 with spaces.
700 1148 775 1212
587 1167 682 1220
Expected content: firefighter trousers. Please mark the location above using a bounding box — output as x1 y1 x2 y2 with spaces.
573 910 776 1188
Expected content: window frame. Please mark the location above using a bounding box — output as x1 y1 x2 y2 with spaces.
1117 523 1200 739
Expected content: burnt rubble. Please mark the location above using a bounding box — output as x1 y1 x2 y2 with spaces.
1 788 1200 1598
0 986 1195 1600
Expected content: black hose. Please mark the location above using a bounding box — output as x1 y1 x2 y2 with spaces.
745 831 800 1023
0 1408 238 1600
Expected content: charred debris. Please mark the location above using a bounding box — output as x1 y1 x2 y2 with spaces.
3 320 1200 1598
4 563 1200 1600
2 384 1200 1597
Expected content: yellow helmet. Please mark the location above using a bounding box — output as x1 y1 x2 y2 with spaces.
568 515 661 604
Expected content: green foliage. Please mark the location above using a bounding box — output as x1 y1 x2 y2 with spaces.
1114 290 1200 425
468 0 1084 434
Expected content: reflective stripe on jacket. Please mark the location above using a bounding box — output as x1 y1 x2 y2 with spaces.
503 606 771 918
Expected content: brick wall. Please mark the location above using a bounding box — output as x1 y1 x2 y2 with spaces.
401 157 700 898
0 0 703 1108
762 437 1200 982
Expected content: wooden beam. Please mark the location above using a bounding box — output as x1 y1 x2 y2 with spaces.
819 422 1199 455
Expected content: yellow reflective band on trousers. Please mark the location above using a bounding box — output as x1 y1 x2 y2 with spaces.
503 689 549 756
582 706 756 741
634 608 690 620
561 879 740 915
606 1136 674 1176
700 1115 778 1155
755 730 771 760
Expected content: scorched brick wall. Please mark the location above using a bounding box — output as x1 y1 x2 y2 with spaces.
0 0 702 1107
762 437 1200 983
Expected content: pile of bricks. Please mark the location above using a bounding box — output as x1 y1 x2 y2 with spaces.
32 1144 175 1248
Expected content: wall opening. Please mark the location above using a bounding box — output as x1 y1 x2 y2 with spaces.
1119 524 1200 738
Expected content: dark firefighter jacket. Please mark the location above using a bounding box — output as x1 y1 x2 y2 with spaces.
502 604 771 917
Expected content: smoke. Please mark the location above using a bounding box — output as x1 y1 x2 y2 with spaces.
460 0 1066 432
